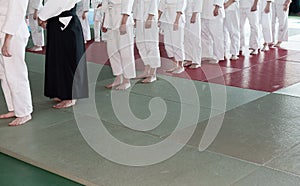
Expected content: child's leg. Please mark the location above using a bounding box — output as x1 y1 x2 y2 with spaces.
239 8 247 52
209 17 225 62
276 4 289 45
94 20 101 41
247 9 260 53
2 36 33 119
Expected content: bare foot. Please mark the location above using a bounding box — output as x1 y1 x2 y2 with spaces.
166 66 178 73
0 111 15 119
105 76 122 89
135 73 150 79
183 61 192 67
189 64 201 69
172 66 185 74
116 82 131 90
8 115 32 126
52 98 61 102
274 41 282 47
142 75 157 83
53 100 76 109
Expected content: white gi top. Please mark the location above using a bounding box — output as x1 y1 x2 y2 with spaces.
274 0 291 4
240 0 258 8
27 0 43 14
133 0 159 21
158 0 187 23
225 0 239 11
39 0 81 21
202 0 225 19
102 0 134 29
92 0 103 9
77 0 90 16
260 0 274 10
186 0 203 16
0 0 30 38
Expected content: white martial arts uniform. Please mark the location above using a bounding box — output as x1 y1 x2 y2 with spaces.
103 0 136 79
92 0 107 41
272 0 289 42
240 0 260 50
201 0 225 61
260 0 273 43
27 0 44 47
184 0 202 65
159 0 187 62
224 0 240 56
77 0 91 41
133 0 161 68
0 0 33 117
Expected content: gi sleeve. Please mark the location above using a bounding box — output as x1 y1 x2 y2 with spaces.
148 0 159 16
133 0 138 19
31 0 43 10
2 0 29 36
122 0 134 15
83 0 90 11
193 0 203 13
38 0 81 21
158 0 166 12
176 0 187 13
213 0 224 7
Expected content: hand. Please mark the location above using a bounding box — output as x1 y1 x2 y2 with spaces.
173 21 179 31
251 5 258 12
38 17 47 29
283 4 289 11
119 24 127 35
1 39 12 57
213 6 220 16
97 3 102 8
102 27 107 33
82 12 86 20
33 10 38 20
264 6 270 13
158 20 161 28
145 19 152 29
190 14 197 24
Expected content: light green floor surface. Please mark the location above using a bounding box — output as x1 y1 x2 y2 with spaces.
0 52 300 185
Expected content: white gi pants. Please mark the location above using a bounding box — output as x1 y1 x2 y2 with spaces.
0 36 33 117
29 13 44 46
163 21 185 62
135 20 161 68
107 26 136 79
184 14 201 65
272 3 289 42
240 8 259 50
93 8 107 40
260 5 273 43
201 17 224 61
224 9 240 56
79 13 91 41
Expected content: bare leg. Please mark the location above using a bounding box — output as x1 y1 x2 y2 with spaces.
172 61 185 74
105 75 123 89
0 111 15 119
142 68 157 83
8 114 32 126
166 57 178 73
135 65 150 79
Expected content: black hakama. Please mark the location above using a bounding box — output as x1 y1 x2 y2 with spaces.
44 5 88 100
